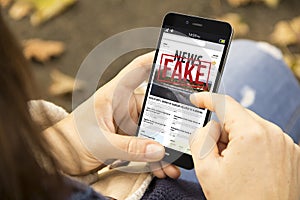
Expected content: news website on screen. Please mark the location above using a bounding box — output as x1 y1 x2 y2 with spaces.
139 30 225 155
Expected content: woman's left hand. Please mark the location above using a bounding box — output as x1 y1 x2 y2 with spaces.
45 52 180 178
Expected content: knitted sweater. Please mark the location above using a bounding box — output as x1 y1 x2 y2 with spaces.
67 176 205 200
141 177 205 200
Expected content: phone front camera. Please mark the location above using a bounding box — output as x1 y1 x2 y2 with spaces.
185 20 189 24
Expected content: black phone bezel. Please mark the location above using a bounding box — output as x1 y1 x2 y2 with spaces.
136 12 233 169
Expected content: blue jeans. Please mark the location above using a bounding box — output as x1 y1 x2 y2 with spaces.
180 39 300 184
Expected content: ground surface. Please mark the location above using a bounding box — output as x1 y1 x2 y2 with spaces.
2 0 300 110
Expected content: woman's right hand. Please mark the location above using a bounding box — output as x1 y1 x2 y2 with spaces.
189 92 300 200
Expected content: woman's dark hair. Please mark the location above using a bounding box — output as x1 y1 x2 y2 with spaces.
0 11 71 199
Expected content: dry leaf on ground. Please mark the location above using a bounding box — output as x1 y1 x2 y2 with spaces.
294 65 300 80
227 0 279 8
283 54 295 68
290 16 300 35
9 1 33 20
227 0 251 7
270 17 300 46
263 0 279 8
23 39 65 63
0 0 12 8
218 13 249 36
49 69 84 96
29 0 77 26
292 55 300 80
283 54 300 79
6 0 76 26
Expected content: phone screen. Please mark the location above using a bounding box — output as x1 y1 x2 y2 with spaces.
136 13 232 168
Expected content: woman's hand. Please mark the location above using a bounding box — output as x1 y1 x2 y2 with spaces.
91 51 180 178
189 92 300 199
45 52 180 178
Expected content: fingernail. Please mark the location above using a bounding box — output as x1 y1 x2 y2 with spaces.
199 135 216 159
189 93 197 105
145 144 165 160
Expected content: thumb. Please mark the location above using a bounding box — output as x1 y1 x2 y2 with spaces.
190 121 221 171
108 133 165 162
112 51 154 91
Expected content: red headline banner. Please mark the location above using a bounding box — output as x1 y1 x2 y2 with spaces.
157 53 212 91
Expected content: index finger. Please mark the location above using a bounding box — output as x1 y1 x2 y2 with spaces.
190 92 257 134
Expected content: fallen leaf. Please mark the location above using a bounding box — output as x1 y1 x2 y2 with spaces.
293 55 300 79
283 54 294 68
293 65 300 80
270 17 300 46
218 13 249 36
49 69 84 96
7 0 76 26
28 0 77 26
263 0 279 8
290 16 300 35
227 0 279 8
227 0 252 7
283 54 300 79
23 39 65 63
9 1 33 20
0 0 12 8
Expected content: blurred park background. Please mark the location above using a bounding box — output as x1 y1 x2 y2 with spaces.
1 0 300 111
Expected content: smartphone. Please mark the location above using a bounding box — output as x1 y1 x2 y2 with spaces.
136 13 233 169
